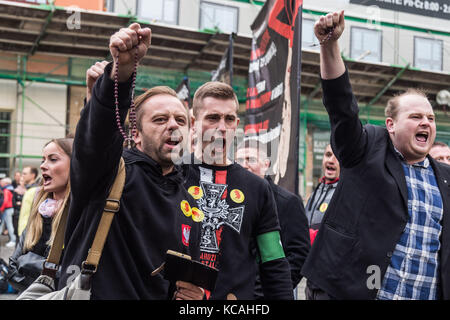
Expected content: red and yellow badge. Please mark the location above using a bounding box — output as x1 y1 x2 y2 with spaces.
319 203 328 213
230 189 245 203
180 200 192 217
188 186 203 200
191 207 205 222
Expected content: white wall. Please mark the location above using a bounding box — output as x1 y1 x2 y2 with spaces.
14 82 67 171
302 0 450 72
0 80 17 111
110 0 450 71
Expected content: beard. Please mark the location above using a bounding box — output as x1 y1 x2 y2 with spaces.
140 135 187 168
140 137 173 167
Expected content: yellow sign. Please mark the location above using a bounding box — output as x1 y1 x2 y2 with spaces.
188 186 203 200
230 189 245 203
181 200 192 217
191 207 205 222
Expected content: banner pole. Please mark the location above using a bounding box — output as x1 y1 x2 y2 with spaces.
294 0 303 195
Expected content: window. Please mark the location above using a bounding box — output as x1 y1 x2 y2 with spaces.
0 112 10 177
105 0 114 12
350 27 382 63
414 37 443 71
137 0 179 25
200 1 238 33
301 18 318 50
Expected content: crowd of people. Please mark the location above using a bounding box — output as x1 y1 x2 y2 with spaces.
0 166 39 248
0 165 40 293
0 10 449 300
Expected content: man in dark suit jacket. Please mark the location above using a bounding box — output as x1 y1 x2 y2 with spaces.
302 11 450 300
236 141 311 298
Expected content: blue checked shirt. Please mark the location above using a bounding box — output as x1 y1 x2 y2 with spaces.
377 155 443 300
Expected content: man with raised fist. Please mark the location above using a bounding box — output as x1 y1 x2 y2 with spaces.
302 11 450 300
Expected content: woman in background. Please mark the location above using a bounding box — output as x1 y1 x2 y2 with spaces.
8 137 73 292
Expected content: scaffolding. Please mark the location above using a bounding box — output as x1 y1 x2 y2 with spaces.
0 0 448 189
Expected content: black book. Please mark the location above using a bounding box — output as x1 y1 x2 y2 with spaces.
154 250 218 292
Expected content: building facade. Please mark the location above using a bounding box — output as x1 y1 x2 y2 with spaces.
0 0 448 200
108 0 450 196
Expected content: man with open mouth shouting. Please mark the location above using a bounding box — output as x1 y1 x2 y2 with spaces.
304 143 340 299
301 10 450 300
182 82 293 300
57 24 203 300
305 144 340 245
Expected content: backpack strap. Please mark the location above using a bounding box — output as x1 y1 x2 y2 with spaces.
42 157 126 279
41 198 70 278
81 157 126 273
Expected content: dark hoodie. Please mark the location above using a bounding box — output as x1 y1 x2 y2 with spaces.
58 63 201 299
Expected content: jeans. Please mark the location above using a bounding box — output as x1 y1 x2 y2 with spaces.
1 208 16 243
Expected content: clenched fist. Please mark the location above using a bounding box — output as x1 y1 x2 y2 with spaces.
86 60 108 102
109 23 151 82
314 10 345 46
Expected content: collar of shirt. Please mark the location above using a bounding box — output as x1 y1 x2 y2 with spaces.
393 147 429 169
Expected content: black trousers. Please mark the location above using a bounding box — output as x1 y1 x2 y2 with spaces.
12 209 19 243
305 282 335 300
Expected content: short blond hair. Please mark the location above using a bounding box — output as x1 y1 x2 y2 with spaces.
134 86 188 131
385 88 428 119
192 81 239 117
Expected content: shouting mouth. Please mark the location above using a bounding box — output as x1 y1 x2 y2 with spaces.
324 164 337 176
42 174 52 186
415 131 429 145
165 136 183 149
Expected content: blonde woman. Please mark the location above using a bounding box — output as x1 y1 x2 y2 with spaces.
8 137 73 292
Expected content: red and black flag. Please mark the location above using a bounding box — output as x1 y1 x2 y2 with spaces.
176 76 191 109
245 0 303 193
211 33 234 86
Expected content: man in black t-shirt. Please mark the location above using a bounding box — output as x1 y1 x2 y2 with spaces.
183 81 293 300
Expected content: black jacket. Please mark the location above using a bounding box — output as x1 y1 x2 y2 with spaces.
8 217 52 292
58 63 201 299
301 70 450 300
266 177 310 288
305 178 339 231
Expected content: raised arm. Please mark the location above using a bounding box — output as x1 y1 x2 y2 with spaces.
314 11 367 168
70 24 151 204
314 10 346 80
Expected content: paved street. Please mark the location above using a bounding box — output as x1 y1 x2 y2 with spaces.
0 235 15 260
0 235 18 300
0 234 306 300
